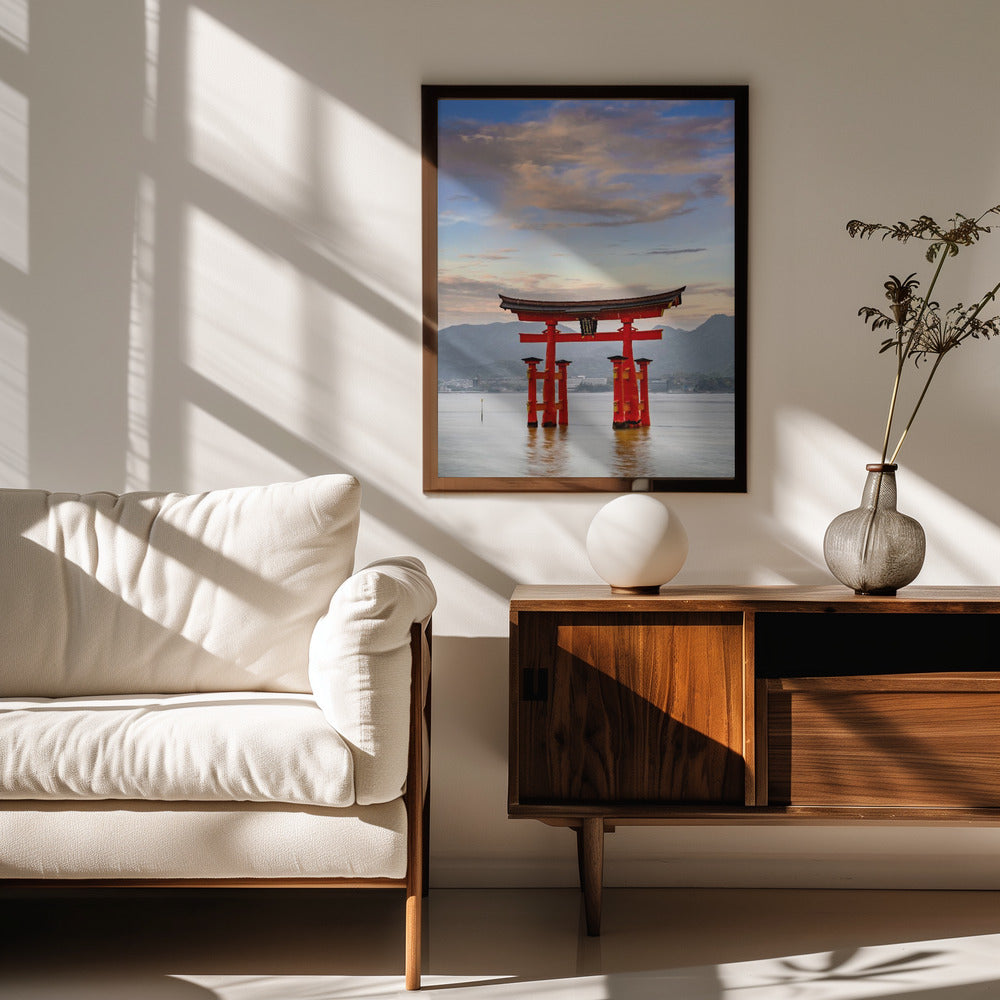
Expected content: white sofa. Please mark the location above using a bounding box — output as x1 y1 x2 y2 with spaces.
0 474 435 989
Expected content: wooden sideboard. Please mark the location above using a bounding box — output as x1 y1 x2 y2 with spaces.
508 585 1000 933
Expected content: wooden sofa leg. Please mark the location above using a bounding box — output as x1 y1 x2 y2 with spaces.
405 886 422 990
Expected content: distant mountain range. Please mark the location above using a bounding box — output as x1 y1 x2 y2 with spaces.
437 314 736 383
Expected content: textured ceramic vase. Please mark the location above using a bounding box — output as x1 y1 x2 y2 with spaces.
586 494 688 593
823 463 925 596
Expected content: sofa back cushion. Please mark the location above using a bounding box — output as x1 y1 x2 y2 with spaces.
0 476 360 696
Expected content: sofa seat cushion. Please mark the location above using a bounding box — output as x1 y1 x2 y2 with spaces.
0 693 355 808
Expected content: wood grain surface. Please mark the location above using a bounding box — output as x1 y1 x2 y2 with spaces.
767 674 1000 807
514 611 745 805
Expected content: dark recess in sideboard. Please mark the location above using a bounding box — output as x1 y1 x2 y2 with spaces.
755 612 1000 678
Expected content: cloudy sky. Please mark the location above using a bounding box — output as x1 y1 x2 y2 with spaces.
435 96 739 330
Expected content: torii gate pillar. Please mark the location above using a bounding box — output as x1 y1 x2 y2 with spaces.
522 353 570 427
522 356 542 428
636 357 652 428
609 321 651 429
555 359 570 427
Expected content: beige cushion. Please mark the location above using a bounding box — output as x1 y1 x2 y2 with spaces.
0 693 355 807
0 476 360 697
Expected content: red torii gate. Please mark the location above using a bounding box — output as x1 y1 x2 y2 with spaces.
499 288 685 429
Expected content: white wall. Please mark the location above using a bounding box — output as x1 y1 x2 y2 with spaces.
7 0 1000 887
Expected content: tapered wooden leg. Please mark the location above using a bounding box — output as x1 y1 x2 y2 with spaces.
405 889 421 990
405 810 423 991
580 817 604 936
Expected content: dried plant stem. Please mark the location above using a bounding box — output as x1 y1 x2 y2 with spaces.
879 362 904 466
888 354 944 465
878 248 949 464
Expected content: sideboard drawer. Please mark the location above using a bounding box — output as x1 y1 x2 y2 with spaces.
766 674 1000 807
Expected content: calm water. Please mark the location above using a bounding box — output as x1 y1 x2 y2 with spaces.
438 391 735 480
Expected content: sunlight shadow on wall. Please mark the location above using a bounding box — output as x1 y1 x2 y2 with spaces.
187 8 419 332
0 2 27 52
185 206 310 431
0 305 26 486
184 404 303 489
0 27 27 487
126 174 156 492
177 7 425 501
0 75 27 273
27 2 144 490
182 205 422 493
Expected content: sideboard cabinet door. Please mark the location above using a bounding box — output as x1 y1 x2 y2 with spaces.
514 611 745 806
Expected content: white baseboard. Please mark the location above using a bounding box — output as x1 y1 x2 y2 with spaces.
431 854 1000 890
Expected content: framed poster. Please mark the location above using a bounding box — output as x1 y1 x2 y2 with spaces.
422 85 747 493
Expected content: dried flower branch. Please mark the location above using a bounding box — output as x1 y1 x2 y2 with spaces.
849 205 1000 465
846 206 1000 261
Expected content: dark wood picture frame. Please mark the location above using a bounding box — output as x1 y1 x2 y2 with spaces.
422 84 748 493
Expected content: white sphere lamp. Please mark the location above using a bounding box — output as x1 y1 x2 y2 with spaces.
586 494 689 594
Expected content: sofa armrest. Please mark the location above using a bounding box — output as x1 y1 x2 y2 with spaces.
308 557 436 806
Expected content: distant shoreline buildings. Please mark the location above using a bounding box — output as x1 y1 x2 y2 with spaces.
438 375 735 394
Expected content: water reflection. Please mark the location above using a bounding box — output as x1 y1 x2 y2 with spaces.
525 424 654 479
525 425 570 478
612 426 651 479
